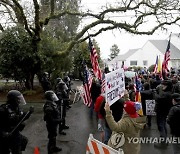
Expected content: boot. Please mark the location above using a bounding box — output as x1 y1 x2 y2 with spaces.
63 125 69 129
48 137 62 153
51 147 62 152
59 131 66 135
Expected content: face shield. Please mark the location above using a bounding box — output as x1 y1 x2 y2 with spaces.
51 93 59 101
63 84 68 91
16 94 26 105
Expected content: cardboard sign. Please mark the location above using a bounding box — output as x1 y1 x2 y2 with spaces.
105 68 125 106
146 100 156 116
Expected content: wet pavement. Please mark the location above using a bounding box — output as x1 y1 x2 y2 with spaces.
0 81 175 154
22 101 174 154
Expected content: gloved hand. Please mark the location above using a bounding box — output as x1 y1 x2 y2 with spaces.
29 106 34 114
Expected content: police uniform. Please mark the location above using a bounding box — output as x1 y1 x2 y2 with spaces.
43 90 62 153
0 90 33 154
55 79 70 134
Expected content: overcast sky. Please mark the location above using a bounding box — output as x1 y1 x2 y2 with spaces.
80 0 179 59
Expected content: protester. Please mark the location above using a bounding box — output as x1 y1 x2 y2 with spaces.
167 93 180 154
172 75 180 93
128 83 136 102
154 80 173 148
105 101 145 154
0 90 34 154
94 95 105 142
140 82 154 127
43 90 62 153
90 78 101 119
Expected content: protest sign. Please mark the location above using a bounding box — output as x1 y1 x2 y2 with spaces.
146 100 156 116
105 68 125 106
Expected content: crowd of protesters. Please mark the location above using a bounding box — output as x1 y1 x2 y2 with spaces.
92 68 180 154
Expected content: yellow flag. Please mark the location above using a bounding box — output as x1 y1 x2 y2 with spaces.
136 92 144 116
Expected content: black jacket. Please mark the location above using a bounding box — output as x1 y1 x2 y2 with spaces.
140 90 154 115
90 82 101 102
155 91 172 116
167 103 180 137
43 101 61 124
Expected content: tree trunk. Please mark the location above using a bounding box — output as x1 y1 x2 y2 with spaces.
25 72 35 90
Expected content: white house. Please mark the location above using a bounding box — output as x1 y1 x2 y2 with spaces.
106 33 180 71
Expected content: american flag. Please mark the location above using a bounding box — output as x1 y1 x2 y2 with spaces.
162 39 171 76
81 64 93 107
153 55 158 73
88 37 102 80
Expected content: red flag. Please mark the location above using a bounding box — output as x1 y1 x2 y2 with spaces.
81 65 93 107
162 39 171 78
89 37 102 80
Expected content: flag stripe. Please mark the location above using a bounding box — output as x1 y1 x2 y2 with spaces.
89 37 102 80
162 39 171 76
82 64 93 107
101 73 106 94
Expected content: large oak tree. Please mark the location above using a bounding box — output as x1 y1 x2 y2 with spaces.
0 0 180 89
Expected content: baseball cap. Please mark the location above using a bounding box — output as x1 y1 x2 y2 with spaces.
124 101 138 118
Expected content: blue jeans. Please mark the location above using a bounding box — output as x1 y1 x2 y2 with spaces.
90 101 95 118
104 126 112 145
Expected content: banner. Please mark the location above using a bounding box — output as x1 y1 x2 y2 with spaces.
105 68 125 106
145 100 156 116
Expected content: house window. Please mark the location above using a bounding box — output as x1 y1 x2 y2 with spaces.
130 61 137 66
143 60 148 66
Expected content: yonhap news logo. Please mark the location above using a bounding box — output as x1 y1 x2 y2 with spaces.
127 137 180 144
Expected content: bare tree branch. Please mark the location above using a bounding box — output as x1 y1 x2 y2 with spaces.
1 0 180 56
10 0 32 36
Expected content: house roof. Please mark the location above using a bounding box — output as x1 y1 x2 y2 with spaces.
149 40 180 59
113 48 140 61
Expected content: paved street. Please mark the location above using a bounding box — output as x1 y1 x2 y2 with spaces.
0 81 175 154
22 101 174 154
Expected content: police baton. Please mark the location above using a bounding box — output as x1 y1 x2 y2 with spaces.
9 106 34 136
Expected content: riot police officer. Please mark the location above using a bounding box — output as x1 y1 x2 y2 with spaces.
55 78 70 135
0 90 34 154
41 72 52 92
43 90 62 153
63 76 71 93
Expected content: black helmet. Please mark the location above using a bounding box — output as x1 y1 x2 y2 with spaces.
43 72 48 75
56 77 62 83
43 72 49 78
64 76 70 82
7 90 26 105
44 90 59 101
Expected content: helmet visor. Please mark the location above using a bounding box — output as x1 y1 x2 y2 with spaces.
17 94 26 105
51 93 59 101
